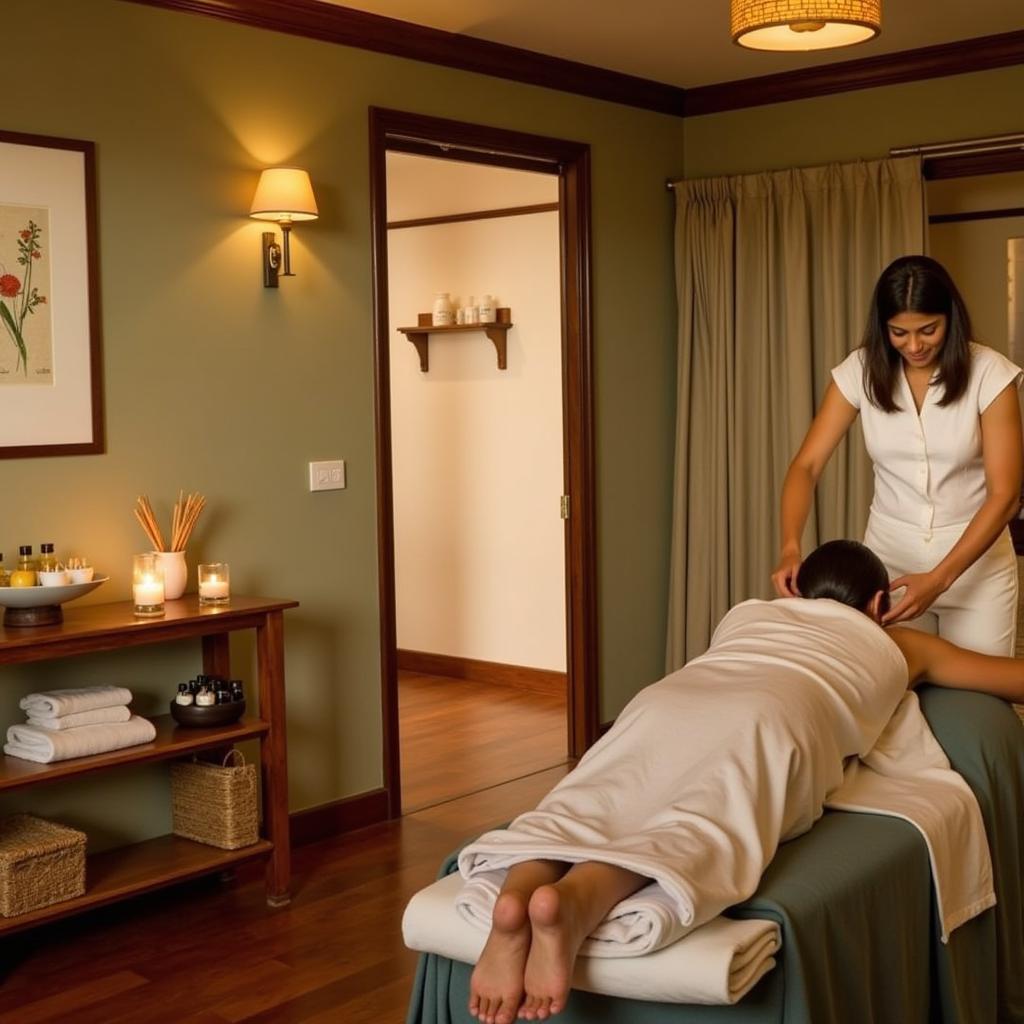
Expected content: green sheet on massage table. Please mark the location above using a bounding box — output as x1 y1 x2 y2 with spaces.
405 687 1024 1024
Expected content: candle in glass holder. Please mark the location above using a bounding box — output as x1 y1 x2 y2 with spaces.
198 563 230 605
132 553 165 616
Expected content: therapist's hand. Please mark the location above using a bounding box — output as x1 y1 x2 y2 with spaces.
772 552 803 597
882 571 947 625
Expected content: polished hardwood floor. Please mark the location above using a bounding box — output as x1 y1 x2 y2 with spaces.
0 674 572 1021
399 669 568 811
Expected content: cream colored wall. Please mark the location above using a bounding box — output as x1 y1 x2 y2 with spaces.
0 0 684 841
387 156 565 670
928 172 1024 357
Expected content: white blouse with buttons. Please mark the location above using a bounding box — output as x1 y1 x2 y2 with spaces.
831 343 1023 532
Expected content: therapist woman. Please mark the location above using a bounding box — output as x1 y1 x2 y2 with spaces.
773 255 1024 655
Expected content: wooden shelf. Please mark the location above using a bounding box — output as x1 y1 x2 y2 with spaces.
0 714 269 792
397 307 513 372
0 594 297 924
0 595 298 667
0 834 273 936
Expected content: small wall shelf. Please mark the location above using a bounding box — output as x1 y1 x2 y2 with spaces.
397 308 513 372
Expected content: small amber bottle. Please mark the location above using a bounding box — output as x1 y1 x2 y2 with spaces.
0 553 9 587
38 543 58 572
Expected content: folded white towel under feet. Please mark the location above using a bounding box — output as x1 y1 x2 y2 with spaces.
4 716 156 763
27 706 132 731
19 686 133 718
458 870 688 957
405 872 781 1005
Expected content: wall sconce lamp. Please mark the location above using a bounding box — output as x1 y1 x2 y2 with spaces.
249 167 319 288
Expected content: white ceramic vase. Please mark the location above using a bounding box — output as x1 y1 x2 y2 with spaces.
153 550 187 600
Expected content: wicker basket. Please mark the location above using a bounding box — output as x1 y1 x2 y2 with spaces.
0 814 87 917
170 749 259 850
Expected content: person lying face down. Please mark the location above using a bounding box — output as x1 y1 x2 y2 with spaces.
467 540 1024 1024
799 538 1024 704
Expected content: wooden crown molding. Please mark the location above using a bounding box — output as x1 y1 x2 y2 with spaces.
121 0 685 116
686 30 1024 116
121 3 1023 118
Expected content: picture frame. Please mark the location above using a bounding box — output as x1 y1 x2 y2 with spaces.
0 129 103 458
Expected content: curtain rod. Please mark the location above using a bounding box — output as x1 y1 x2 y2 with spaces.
890 132 1024 159
666 129 1024 190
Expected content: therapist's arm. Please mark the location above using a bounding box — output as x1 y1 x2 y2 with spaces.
772 383 858 597
883 384 1023 625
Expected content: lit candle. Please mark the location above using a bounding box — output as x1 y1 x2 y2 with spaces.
198 563 230 605
199 576 229 600
132 553 165 616
133 575 164 606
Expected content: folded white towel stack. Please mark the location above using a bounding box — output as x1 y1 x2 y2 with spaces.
27 706 132 731
404 872 781 1006
4 716 157 764
19 685 134 719
6 685 152 764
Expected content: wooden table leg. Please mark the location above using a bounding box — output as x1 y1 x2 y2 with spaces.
202 633 231 679
200 633 234 764
257 609 291 906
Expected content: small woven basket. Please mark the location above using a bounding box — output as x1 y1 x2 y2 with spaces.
170 749 259 850
0 814 87 917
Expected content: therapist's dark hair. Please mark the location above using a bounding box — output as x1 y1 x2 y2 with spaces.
797 540 891 617
861 255 971 413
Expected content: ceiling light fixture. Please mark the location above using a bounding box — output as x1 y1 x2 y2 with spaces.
731 0 881 52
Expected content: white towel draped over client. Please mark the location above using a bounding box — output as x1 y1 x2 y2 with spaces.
458 598 994 955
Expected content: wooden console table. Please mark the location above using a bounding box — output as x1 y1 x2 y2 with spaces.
0 595 298 935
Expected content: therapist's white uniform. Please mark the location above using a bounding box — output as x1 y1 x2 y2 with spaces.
831 342 1023 656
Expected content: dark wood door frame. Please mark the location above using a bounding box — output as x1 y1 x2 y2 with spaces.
369 107 599 817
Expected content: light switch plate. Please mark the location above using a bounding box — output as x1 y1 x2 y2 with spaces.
309 459 346 492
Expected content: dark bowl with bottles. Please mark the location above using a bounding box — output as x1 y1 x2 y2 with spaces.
170 698 246 728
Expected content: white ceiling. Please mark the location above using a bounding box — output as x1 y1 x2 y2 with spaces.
312 0 1024 89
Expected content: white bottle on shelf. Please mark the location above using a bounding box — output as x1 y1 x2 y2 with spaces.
432 293 455 326
479 294 497 322
463 296 479 325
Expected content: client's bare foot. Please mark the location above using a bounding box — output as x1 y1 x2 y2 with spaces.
518 884 583 1020
469 890 531 1024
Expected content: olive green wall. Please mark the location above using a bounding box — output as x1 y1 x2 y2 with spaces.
682 66 1024 179
0 0 683 839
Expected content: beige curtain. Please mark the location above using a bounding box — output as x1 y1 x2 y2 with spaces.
666 157 925 669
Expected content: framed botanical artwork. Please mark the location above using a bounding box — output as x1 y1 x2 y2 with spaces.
0 130 103 457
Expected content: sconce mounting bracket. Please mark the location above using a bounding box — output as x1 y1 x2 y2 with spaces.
261 231 281 288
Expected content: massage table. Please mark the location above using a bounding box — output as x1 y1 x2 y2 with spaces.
404 687 1024 1023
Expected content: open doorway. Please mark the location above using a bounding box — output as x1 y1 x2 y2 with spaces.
369 109 599 817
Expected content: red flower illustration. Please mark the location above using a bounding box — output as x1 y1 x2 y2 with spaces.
2 220 47 374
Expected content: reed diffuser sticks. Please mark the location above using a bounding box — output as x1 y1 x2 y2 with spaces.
133 492 206 552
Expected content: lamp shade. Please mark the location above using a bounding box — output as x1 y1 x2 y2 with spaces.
249 168 319 222
731 0 880 51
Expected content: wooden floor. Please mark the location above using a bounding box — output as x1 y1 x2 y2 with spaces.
399 670 568 811
0 675 572 1021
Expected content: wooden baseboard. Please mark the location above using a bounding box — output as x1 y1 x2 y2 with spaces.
290 788 390 846
398 649 567 697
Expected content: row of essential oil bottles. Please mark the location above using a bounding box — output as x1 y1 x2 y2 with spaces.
0 544 59 586
175 676 245 707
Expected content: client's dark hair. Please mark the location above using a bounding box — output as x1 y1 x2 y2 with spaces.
796 540 890 616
